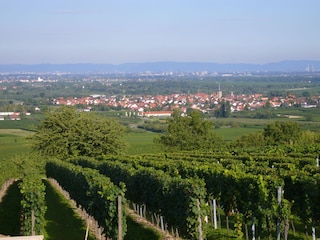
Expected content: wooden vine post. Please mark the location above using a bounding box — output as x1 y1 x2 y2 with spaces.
276 186 282 240
197 199 203 240
118 195 122 240
31 210 35 236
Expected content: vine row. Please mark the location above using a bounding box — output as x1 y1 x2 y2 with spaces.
46 159 127 240
69 156 208 239
19 175 47 236
75 153 320 239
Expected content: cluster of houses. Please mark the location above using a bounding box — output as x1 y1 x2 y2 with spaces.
0 112 23 121
50 90 320 117
2 90 319 120
0 111 34 121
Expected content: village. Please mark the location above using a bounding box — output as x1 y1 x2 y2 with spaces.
1 76 319 120
50 89 319 117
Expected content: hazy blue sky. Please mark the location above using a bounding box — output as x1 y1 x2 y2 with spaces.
1 0 319 64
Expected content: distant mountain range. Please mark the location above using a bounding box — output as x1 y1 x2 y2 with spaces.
0 60 319 73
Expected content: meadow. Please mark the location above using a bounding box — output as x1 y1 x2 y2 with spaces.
126 132 162 155
0 128 31 185
0 131 30 158
213 126 262 142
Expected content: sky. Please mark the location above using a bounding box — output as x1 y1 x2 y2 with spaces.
1 0 319 64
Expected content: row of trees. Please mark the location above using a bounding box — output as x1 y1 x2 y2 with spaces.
30 106 320 157
2 75 319 101
156 109 320 153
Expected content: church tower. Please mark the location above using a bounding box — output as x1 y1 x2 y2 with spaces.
217 82 222 99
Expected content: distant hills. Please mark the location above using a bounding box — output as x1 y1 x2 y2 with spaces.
0 60 319 73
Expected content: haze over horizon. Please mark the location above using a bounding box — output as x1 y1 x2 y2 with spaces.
1 0 319 65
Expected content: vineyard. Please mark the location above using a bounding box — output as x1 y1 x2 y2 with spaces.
1 150 320 239
65 151 320 240
1 122 320 239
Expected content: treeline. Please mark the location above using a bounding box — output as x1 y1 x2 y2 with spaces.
2 75 320 99
155 110 320 155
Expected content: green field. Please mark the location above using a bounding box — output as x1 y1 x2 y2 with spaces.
126 126 264 153
126 132 162 155
0 117 41 131
0 129 32 185
0 129 31 159
213 127 262 141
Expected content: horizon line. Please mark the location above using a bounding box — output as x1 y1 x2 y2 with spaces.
1 59 320 66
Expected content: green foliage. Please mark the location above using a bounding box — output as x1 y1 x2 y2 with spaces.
30 106 127 158
229 121 320 155
86 152 320 239
253 109 277 119
137 120 167 133
46 159 127 239
231 132 265 148
71 156 209 239
233 213 243 239
155 109 223 151
19 176 47 235
296 130 320 145
263 121 302 145
214 100 231 118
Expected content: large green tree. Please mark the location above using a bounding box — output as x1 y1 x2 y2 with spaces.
155 109 222 151
263 121 302 145
30 106 127 158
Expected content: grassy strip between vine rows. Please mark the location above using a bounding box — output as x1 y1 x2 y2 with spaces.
0 181 21 236
46 159 127 240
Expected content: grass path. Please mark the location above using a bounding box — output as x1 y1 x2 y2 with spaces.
43 180 96 240
0 181 21 236
125 208 175 240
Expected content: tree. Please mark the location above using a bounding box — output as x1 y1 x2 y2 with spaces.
231 132 266 149
30 106 127 158
155 109 223 151
263 121 302 145
214 100 231 118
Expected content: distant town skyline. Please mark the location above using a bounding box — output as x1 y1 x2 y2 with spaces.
1 0 320 65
